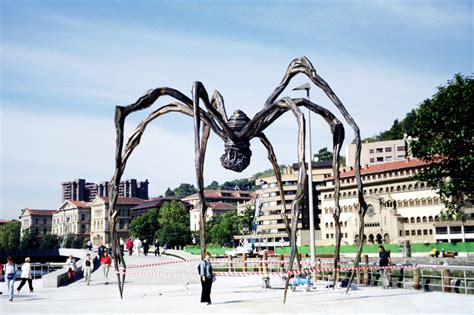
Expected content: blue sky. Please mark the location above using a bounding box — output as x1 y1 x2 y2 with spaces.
1 0 472 219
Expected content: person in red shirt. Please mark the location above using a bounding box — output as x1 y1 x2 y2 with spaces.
126 238 133 256
100 252 112 284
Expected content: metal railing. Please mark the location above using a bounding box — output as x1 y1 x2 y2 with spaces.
210 257 474 295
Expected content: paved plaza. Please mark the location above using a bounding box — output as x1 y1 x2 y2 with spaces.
2 253 473 314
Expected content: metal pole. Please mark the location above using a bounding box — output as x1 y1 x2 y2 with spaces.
306 88 316 268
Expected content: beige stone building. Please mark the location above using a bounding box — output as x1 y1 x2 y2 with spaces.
51 200 92 238
184 190 254 232
20 208 58 238
90 196 145 246
318 159 445 245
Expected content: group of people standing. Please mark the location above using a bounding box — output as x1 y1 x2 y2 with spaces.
123 237 167 257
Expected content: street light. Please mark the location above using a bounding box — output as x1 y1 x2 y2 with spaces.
292 83 316 267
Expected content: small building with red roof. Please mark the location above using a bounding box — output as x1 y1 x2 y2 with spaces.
20 208 59 238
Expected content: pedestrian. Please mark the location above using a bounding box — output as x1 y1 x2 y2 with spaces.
106 243 113 258
86 239 93 251
66 255 76 283
82 253 93 286
126 238 133 256
0 262 3 295
98 244 106 259
5 257 17 301
143 240 149 256
17 257 34 293
100 252 112 284
133 237 142 256
119 238 125 253
198 253 214 305
378 245 391 289
163 242 169 254
154 239 160 256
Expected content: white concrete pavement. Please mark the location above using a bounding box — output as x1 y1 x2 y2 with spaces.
2 251 473 314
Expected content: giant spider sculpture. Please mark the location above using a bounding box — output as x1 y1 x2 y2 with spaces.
108 57 368 302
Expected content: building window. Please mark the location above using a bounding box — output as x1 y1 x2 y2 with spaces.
369 149 374 154
423 229 428 235
399 230 403 236
417 230 422 235
386 156 392 162
376 157 384 162
411 230 416 236
326 234 329 239
397 146 405 151
376 148 383 153
385 147 392 152
370 158 375 163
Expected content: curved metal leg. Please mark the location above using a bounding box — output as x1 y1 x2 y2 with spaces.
280 97 307 304
192 82 212 259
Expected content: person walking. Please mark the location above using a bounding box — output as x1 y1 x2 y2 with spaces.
17 257 34 293
198 253 214 305
133 238 142 256
378 245 391 289
0 262 3 295
100 252 112 284
153 239 160 256
82 253 93 286
66 255 76 283
126 238 133 256
86 239 93 251
5 256 17 302
143 240 149 256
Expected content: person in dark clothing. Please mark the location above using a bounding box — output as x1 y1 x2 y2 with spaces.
198 253 214 305
154 239 160 256
98 245 106 259
378 245 391 289
143 240 149 256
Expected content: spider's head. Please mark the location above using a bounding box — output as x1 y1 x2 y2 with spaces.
220 109 252 172
220 143 252 172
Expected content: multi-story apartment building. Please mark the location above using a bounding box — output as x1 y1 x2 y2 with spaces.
318 159 446 245
236 162 333 248
20 208 58 238
51 200 92 238
61 178 149 202
433 205 474 243
345 139 410 167
90 196 146 246
183 190 254 232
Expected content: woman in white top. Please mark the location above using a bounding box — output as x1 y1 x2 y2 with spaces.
17 257 34 293
5 256 17 302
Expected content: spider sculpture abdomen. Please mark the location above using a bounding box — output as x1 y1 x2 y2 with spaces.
220 110 252 172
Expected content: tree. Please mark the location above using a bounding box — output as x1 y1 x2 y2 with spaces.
314 147 332 161
173 183 197 198
40 233 61 250
411 74 474 214
156 201 192 247
206 181 220 190
129 208 160 242
0 221 21 251
20 228 40 250
60 233 83 248
164 187 175 197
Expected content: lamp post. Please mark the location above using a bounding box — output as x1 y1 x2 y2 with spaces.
293 83 315 267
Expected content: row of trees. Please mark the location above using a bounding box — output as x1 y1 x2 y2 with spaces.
128 200 192 247
0 220 86 252
128 200 254 247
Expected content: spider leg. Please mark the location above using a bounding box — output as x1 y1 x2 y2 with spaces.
262 57 366 292
109 86 222 298
275 97 307 305
192 82 213 259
